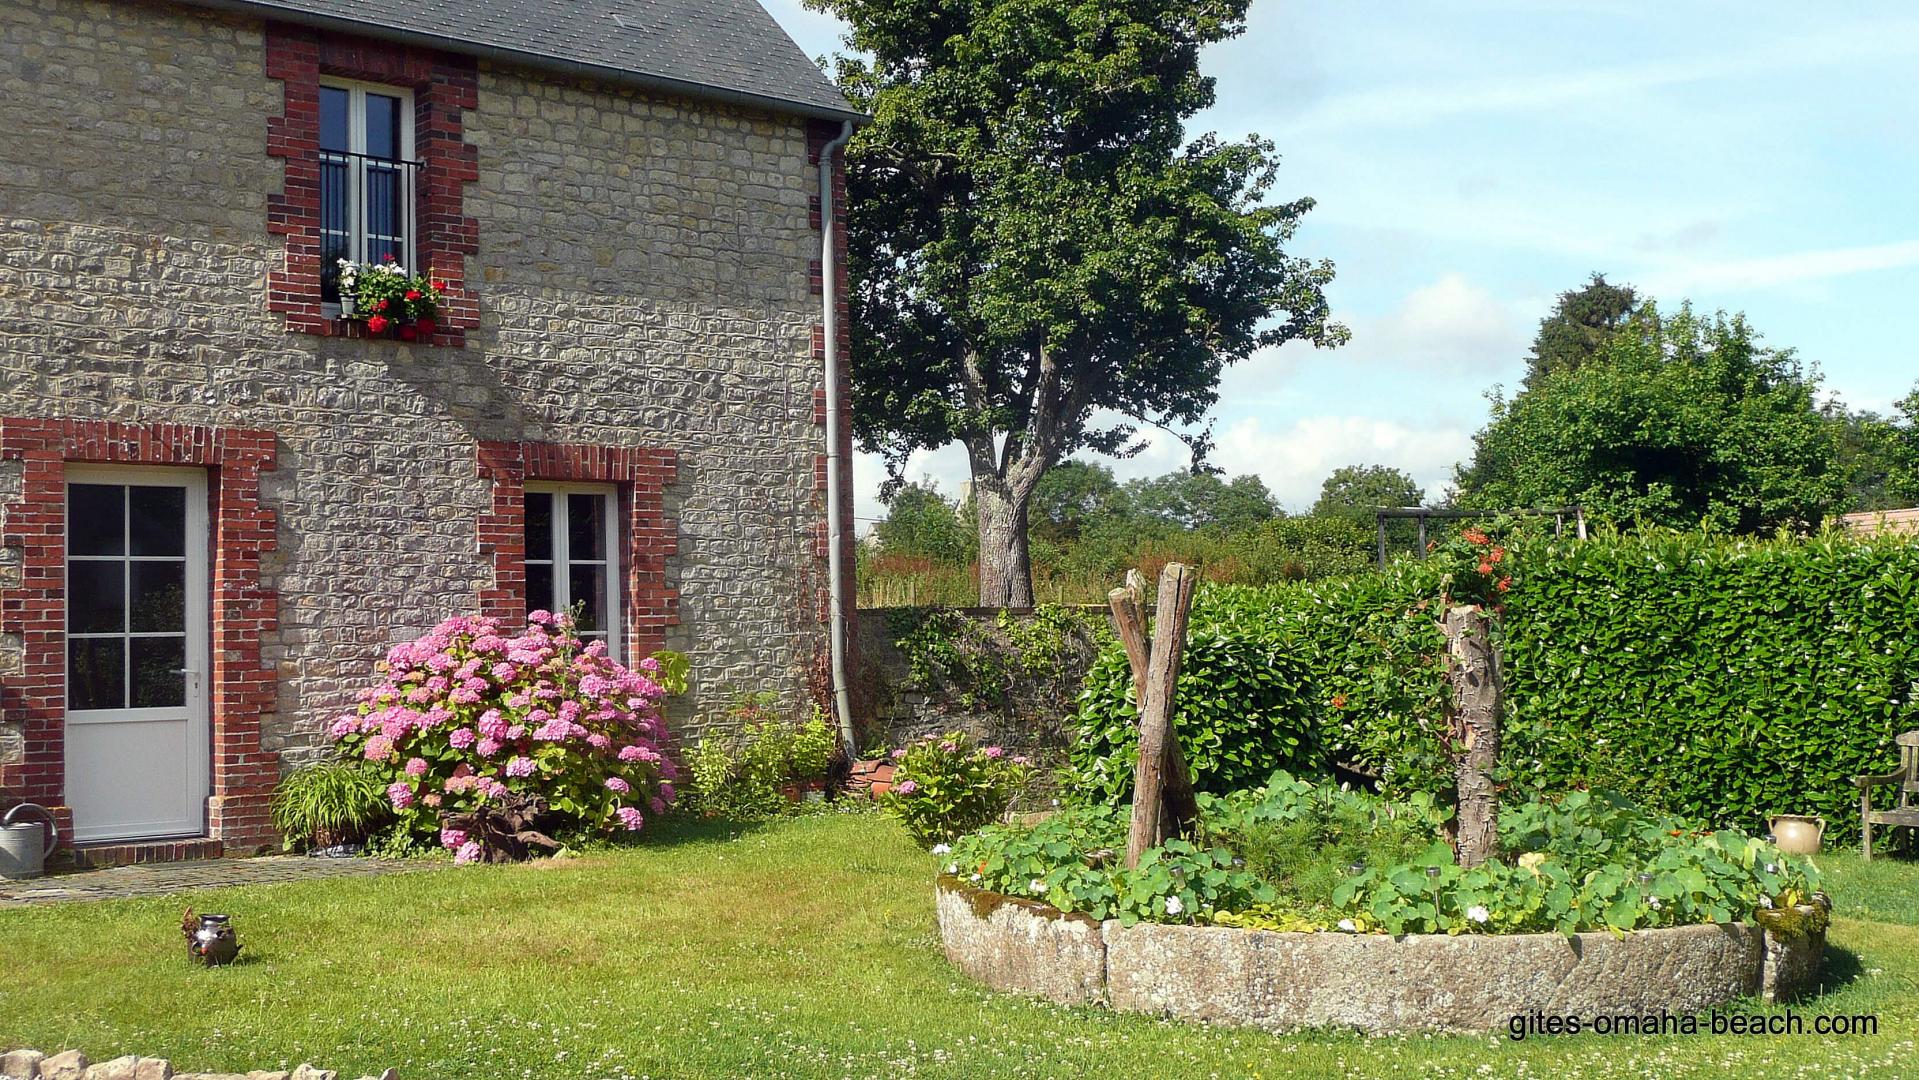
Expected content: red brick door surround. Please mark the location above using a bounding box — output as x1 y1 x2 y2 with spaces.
0 419 280 850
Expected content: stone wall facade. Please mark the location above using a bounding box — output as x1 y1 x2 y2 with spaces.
0 0 852 847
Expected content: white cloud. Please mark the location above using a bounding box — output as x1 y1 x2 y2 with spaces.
1360 273 1528 371
1636 239 1919 296
1207 415 1474 512
1279 22 1919 135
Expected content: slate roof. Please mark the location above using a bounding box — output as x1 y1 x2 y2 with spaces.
193 0 859 121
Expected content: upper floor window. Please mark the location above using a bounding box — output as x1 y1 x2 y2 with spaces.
318 80 417 307
525 485 622 659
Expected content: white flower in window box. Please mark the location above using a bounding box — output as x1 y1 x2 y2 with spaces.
337 259 360 316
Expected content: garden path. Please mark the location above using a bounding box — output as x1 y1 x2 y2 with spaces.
0 856 431 907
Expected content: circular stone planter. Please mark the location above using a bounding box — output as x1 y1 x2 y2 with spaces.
935 876 1825 1034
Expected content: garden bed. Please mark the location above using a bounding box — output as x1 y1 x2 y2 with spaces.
935 875 1826 1034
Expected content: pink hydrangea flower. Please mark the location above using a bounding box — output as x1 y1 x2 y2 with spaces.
454 840 484 865
386 781 413 809
440 827 467 849
328 715 357 740
448 727 476 750
983 746 1004 759
605 776 631 794
505 756 536 778
896 779 919 795
476 736 502 757
405 756 429 777
363 734 395 762
617 806 644 831
890 748 907 760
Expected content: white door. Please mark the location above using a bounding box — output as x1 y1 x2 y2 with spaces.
64 466 210 843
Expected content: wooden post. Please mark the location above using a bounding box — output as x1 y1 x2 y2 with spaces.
1443 604 1502 867
1376 515 1389 569
1123 563 1199 868
1107 571 1200 847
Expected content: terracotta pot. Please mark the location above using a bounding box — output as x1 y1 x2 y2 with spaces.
1768 815 1826 855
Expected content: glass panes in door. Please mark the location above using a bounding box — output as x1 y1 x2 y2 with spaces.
524 487 621 656
67 483 189 710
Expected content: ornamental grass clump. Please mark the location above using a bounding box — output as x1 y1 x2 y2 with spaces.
882 730 1034 846
330 611 676 861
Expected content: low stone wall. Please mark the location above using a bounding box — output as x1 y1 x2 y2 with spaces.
0 1049 392 1080
935 877 1827 1034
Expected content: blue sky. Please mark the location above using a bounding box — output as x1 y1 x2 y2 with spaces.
762 1 1919 523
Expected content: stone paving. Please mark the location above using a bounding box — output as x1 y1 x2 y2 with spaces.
0 856 433 908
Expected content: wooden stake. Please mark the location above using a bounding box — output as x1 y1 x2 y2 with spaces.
1444 604 1502 867
1124 562 1199 868
1107 572 1201 850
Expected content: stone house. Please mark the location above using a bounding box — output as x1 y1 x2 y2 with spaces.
0 0 861 861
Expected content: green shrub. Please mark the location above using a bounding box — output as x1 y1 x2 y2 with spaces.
882 731 1034 846
680 701 839 819
270 760 390 851
1069 528 1919 839
1069 631 1324 802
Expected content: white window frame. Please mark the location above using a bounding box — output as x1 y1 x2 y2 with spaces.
319 78 417 316
525 483 623 660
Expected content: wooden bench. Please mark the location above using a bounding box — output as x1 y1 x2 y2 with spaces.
1857 731 1919 860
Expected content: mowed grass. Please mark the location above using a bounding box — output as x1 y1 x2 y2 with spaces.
2 811 1916 1079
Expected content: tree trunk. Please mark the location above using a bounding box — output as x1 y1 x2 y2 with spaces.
1444 604 1502 867
1125 562 1198 869
974 481 1035 607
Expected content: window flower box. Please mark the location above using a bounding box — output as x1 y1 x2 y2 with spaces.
337 256 445 340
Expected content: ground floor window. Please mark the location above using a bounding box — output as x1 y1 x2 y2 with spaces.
523 484 621 658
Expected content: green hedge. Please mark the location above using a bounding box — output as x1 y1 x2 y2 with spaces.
1069 530 1919 841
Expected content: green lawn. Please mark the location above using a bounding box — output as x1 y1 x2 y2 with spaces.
2 811 1915 1079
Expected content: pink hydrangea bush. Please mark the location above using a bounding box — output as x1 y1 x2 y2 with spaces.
331 611 676 852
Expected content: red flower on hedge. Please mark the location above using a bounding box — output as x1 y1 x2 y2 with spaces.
1331 693 1348 709
405 289 422 301
1462 528 1490 545
1495 576 1512 593
1477 561 1494 575
376 299 389 312
366 315 389 333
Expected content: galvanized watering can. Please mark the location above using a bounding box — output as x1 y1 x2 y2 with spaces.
1 803 58 880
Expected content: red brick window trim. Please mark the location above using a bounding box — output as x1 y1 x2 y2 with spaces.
266 24 479 346
476 442 680 658
0 419 280 848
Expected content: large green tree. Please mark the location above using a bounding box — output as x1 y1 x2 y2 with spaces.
1827 384 1919 512
1030 459 1122 543
1522 273 1639 388
873 481 976 563
1312 463 1425 549
1456 304 1844 532
813 0 1345 604
1119 470 1279 533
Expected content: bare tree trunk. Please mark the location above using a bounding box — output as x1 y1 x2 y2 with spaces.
974 481 1035 607
1444 604 1502 867
1125 563 1198 869
1108 570 1198 852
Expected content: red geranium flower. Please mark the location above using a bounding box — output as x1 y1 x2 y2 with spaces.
382 252 397 262
376 299 389 312
405 289 422 301
432 279 447 291
366 315 389 334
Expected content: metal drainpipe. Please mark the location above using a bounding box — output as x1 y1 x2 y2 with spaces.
820 119 858 756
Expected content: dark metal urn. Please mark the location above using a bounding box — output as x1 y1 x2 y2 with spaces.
182 909 242 967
